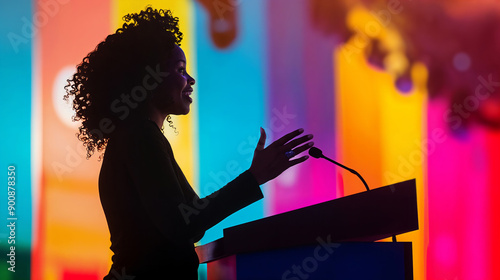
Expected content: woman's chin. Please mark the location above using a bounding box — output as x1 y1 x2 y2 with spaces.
167 106 190 116
178 108 190 115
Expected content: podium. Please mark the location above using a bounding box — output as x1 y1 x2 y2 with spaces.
196 179 418 280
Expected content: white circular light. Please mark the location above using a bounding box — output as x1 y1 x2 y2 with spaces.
53 66 79 128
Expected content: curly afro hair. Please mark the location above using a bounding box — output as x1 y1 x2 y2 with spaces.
64 7 183 159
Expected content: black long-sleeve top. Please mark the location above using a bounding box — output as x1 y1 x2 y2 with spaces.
99 119 264 279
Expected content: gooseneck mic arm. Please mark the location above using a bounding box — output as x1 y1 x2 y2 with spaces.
309 147 398 242
309 147 370 192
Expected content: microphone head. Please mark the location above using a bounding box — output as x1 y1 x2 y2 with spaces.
309 147 323 158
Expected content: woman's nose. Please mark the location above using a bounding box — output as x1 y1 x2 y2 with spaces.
188 74 195 85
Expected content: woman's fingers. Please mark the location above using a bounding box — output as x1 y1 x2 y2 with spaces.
282 134 313 152
255 127 266 151
270 128 304 148
288 141 314 158
249 127 313 185
287 155 309 168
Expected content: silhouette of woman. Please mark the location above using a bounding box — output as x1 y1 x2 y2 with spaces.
64 7 313 279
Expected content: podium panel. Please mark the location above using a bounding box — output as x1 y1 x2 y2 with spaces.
197 180 418 279
207 242 413 280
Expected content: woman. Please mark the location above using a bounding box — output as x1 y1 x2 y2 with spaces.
64 7 313 279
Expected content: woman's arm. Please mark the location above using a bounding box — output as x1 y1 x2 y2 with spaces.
125 123 263 241
126 123 313 242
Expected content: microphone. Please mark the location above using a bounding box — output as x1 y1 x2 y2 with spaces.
309 147 370 192
309 147 399 242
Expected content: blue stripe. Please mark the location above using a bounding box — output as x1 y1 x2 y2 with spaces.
195 0 266 245
0 1 33 247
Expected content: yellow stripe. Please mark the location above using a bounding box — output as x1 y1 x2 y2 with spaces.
379 63 427 280
335 10 427 278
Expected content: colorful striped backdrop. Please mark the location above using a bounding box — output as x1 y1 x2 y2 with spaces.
1 0 499 279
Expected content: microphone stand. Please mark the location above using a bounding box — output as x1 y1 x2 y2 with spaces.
321 156 370 192
312 149 398 242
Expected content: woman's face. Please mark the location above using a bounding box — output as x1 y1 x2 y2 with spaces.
153 45 195 115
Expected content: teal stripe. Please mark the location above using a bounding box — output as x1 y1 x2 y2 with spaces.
0 0 33 276
195 0 267 245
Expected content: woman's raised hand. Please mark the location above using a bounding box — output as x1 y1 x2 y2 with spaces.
248 128 314 185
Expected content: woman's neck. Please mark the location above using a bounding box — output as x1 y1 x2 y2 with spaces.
147 107 167 131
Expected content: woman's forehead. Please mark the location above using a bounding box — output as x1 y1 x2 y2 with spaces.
170 45 186 62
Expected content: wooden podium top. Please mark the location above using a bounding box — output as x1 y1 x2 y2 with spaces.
196 179 418 263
